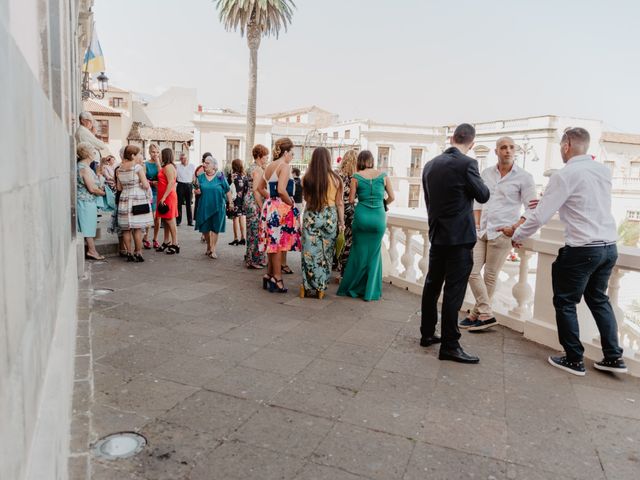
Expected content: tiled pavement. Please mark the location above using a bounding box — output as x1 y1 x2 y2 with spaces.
70 226 640 480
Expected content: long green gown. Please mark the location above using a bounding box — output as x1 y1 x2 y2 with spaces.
337 172 387 301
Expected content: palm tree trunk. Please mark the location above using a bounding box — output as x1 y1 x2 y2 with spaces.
245 23 261 166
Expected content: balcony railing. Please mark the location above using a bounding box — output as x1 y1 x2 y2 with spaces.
612 176 640 191
378 166 394 175
382 212 640 376
406 167 422 177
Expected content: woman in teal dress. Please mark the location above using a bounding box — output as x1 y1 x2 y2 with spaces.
143 144 161 249
76 142 107 260
194 155 233 258
337 150 395 301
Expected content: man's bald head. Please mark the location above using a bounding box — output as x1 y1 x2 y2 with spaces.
560 127 590 162
495 136 516 165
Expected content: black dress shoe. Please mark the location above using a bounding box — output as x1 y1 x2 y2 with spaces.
438 347 480 364
420 335 441 347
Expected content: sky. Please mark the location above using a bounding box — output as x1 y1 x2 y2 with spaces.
93 0 640 132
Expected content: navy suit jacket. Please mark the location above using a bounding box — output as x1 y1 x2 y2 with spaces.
422 147 490 246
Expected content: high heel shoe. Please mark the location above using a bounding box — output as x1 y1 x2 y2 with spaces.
126 253 135 263
268 277 287 293
166 244 180 255
156 242 169 252
238 238 246 246
263 275 272 290
134 253 145 263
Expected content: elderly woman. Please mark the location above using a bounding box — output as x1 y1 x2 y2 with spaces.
194 155 233 258
77 142 107 260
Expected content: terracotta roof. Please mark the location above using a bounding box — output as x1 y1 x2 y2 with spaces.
83 99 121 117
127 122 193 142
267 105 333 118
107 85 129 93
602 132 640 145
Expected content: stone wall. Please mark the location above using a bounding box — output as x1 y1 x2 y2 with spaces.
0 0 87 478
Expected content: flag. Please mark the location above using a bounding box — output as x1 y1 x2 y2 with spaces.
83 27 105 73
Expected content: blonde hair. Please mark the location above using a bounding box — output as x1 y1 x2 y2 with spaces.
76 142 96 161
340 150 357 176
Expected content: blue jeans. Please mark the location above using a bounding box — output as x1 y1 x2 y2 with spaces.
551 244 623 362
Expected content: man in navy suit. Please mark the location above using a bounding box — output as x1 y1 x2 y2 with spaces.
420 123 490 363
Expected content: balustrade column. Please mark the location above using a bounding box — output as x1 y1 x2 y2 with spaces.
417 231 429 284
400 228 417 282
598 266 627 347
388 226 400 277
509 248 533 320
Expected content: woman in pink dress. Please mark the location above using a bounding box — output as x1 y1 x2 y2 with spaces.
156 148 179 254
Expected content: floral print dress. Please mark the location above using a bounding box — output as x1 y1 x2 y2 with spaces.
302 206 338 293
244 164 267 268
334 171 354 274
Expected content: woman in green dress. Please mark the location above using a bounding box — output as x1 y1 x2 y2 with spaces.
337 150 395 301
194 155 233 259
143 144 161 249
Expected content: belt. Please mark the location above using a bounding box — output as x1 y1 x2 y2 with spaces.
568 241 617 248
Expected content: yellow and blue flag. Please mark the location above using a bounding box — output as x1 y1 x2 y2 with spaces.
83 27 105 73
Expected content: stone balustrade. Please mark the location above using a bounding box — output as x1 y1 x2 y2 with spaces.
382 212 640 376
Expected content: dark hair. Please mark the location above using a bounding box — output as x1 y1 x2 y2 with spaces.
452 123 476 145
231 159 244 175
562 127 590 146
201 152 212 163
291 167 301 177
123 145 140 161
303 147 340 212
161 148 174 167
356 150 374 171
273 137 294 160
252 144 269 160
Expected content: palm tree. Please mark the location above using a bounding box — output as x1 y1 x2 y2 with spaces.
215 0 295 164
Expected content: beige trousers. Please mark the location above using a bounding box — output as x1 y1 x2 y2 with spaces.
468 233 512 319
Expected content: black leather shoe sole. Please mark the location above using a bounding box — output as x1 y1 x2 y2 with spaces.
420 336 441 347
438 351 480 364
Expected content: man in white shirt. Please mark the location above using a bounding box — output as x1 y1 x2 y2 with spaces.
462 137 537 332
509 127 626 376
176 151 196 226
74 111 110 165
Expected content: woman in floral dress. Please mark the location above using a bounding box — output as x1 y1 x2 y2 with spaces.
227 159 249 245
334 149 357 277
244 144 269 269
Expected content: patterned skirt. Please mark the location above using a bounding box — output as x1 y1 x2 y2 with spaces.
244 193 267 267
302 206 338 292
334 202 354 273
259 197 301 254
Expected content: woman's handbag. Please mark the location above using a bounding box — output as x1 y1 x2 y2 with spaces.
157 201 170 215
131 203 151 215
97 186 116 212
335 231 346 258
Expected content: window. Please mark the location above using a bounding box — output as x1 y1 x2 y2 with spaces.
631 161 640 178
377 146 390 169
604 161 615 175
344 130 351 140
322 133 328 142
333 131 339 140
409 185 421 208
94 119 109 142
627 210 640 221
296 115 301 123
226 139 240 161
110 97 124 108
410 148 422 176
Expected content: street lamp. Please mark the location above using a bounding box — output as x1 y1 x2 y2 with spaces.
519 134 538 170
81 71 109 100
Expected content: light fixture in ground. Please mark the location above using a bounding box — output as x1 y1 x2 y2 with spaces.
93 432 146 460
92 288 114 296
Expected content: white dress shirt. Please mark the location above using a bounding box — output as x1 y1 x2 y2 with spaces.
176 162 196 183
475 164 537 240
74 125 110 161
512 155 618 247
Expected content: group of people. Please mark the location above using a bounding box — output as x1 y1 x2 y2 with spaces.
419 123 627 376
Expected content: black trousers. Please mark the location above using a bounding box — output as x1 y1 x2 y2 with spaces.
552 244 623 362
176 182 193 225
420 243 475 349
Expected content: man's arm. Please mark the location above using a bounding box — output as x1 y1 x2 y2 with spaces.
77 126 109 154
465 160 490 204
511 173 570 243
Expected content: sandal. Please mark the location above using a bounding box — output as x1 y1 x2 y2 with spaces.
153 240 160 249
126 253 135 262
268 277 287 293
85 253 105 261
209 251 218 259
143 240 151 250
156 242 169 252
282 265 293 275
134 253 145 263
166 244 180 255
263 275 273 290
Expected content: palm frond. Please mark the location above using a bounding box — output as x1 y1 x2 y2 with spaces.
215 0 295 37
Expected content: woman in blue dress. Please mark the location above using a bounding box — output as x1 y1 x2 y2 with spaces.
76 142 107 260
194 155 233 258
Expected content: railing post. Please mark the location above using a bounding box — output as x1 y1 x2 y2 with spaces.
418 231 429 284
509 248 533 320
388 226 400 277
401 228 417 282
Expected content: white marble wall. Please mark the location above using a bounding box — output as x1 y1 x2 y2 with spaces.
0 2 80 478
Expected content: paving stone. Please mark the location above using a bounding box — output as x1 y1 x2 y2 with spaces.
98 375 198 418
584 413 640 480
96 344 173 374
205 365 290 402
168 317 237 337
137 328 214 354
338 327 396 349
430 380 506 419
231 405 334 457
190 337 260 363
320 342 386 368
360 369 435 402
298 358 372 390
246 314 303 333
189 440 305 479
313 423 414 480
69 413 90 454
376 349 441 380
404 442 507 480
267 332 334 357
240 348 314 377
161 390 258 437
147 353 228 387
91 463 146 480
68 455 89 480
572 383 640 420
294 463 371 479
421 406 508 460
271 379 357 420
220 324 284 346
91 403 150 439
